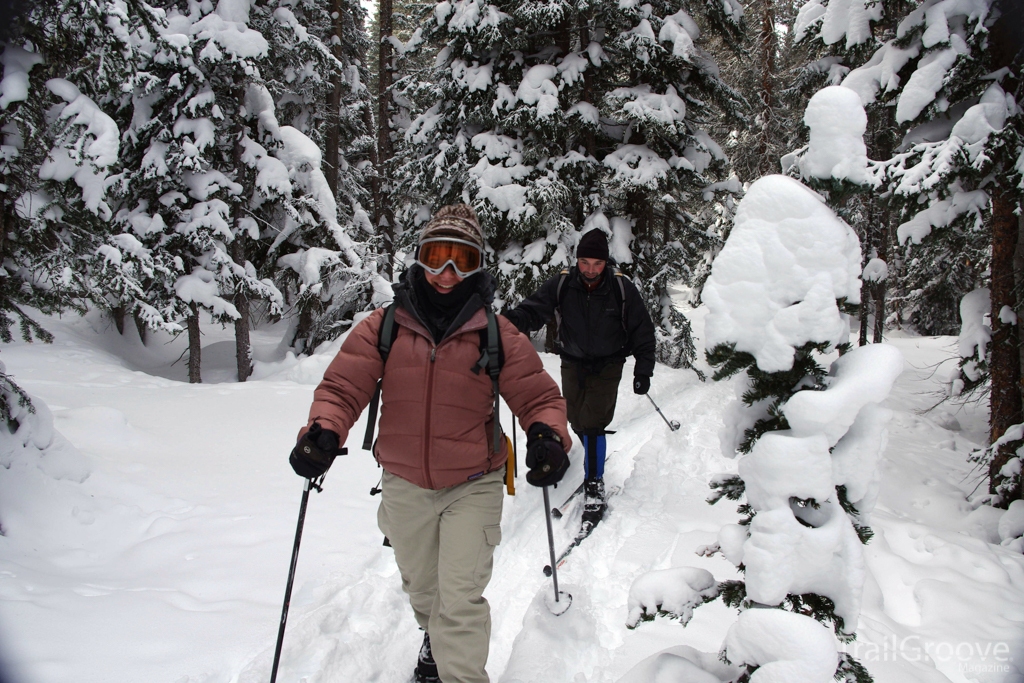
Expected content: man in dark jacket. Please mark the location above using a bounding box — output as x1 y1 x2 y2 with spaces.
502 229 656 525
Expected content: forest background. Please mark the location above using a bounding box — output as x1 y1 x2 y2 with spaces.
0 0 1020 508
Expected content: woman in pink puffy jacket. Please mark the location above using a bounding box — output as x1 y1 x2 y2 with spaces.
290 204 572 683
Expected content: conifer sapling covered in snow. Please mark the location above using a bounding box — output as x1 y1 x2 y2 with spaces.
698 174 902 681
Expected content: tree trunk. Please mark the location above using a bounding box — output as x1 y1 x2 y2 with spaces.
187 302 202 384
133 310 148 345
112 306 125 335
872 212 891 343
577 9 596 160
292 304 314 355
988 188 1022 492
374 0 396 277
232 237 252 382
755 0 777 175
1015 211 1024 399
324 17 342 197
858 280 869 346
231 104 252 383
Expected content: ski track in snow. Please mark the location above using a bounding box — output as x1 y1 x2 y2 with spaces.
0 314 1022 683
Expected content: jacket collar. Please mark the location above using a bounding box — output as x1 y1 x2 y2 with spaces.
392 265 498 340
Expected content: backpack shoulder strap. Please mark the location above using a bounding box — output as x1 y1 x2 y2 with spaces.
472 307 504 453
362 305 398 451
378 303 400 361
555 270 570 308
612 268 627 331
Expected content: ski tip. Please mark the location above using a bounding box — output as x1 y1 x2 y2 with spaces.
670 421 681 430
551 508 562 519
543 565 552 577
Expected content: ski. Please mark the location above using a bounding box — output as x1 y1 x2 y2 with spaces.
543 486 620 575
550 480 586 519
550 450 615 519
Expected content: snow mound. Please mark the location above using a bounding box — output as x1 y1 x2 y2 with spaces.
501 584 597 683
625 566 717 628
783 343 904 445
616 644 740 683
703 175 862 372
799 86 874 185
723 609 838 683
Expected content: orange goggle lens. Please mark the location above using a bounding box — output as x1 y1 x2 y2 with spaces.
417 238 483 277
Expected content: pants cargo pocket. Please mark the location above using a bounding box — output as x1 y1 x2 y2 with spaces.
473 524 502 588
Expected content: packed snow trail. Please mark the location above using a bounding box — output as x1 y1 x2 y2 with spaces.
1 312 1023 683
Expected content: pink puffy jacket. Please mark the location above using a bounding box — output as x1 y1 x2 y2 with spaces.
303 304 572 490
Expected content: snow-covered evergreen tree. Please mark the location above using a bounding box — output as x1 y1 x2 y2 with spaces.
114 0 384 379
251 0 386 353
825 0 1023 497
788 0 916 343
622 171 903 683
781 84 884 347
700 174 902 682
397 0 744 368
0 0 157 416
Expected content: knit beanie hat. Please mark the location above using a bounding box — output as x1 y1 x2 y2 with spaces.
576 229 609 261
419 204 485 248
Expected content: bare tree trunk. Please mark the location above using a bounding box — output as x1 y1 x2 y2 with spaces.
988 188 1022 493
858 280 869 346
577 10 595 159
1015 212 1024 397
112 306 125 335
986 14 1024 499
187 302 202 384
292 305 315 355
324 21 342 197
872 214 892 343
755 0 777 175
232 237 252 382
231 106 252 383
133 310 148 345
374 0 396 277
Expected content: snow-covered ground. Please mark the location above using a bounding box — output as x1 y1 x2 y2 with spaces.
0 307 1022 683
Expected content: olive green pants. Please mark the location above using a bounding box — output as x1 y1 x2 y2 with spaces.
377 469 504 683
560 359 624 434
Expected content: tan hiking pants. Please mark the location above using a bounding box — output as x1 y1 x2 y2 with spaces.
377 468 504 683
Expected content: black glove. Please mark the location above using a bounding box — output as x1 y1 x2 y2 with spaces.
633 375 650 395
290 422 340 479
525 422 569 487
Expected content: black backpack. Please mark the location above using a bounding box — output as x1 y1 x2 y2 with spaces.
361 303 504 453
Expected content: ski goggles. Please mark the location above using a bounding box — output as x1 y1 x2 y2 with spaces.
416 237 484 278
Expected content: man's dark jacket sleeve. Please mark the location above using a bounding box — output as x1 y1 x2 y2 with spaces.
623 279 656 378
502 274 561 334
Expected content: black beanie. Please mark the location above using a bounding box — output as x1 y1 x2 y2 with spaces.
576 230 610 261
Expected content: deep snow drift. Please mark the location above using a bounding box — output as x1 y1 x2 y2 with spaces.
0 307 1022 683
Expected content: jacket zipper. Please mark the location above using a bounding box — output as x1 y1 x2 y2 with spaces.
423 343 437 489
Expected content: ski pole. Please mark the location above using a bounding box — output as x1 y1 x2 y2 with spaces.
269 477 315 683
512 419 518 478
270 448 345 683
646 394 680 431
541 485 571 614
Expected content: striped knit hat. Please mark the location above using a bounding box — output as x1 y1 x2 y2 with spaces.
419 204 485 248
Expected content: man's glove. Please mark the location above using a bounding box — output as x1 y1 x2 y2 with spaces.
290 422 340 479
525 422 569 487
633 375 650 395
